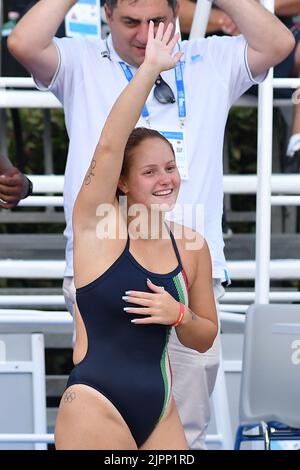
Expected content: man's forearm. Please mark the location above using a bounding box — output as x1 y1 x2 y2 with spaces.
178 0 196 34
206 9 226 34
10 0 76 51
214 0 300 19
276 0 300 17
179 1 238 36
214 0 292 54
0 154 13 173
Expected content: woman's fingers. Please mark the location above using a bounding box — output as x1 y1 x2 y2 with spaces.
148 19 154 41
155 21 165 41
146 278 166 293
123 296 152 307
124 290 154 299
124 307 157 315
146 21 181 70
131 316 163 325
162 22 174 45
173 51 183 65
167 31 180 51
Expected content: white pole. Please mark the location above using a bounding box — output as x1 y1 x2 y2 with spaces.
223 174 300 194
271 196 300 205
255 0 275 304
19 196 64 207
0 260 65 278
189 0 212 39
1 76 300 89
0 89 61 108
222 291 300 303
23 175 64 192
0 295 65 307
20 173 300 195
0 434 54 444
3 291 300 306
0 77 35 88
31 334 47 450
274 78 300 88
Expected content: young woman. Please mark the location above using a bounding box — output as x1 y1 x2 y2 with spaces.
55 21 218 450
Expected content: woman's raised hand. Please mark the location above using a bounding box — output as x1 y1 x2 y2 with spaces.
144 21 182 72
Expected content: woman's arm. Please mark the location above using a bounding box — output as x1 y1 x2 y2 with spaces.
73 22 181 228
275 0 300 17
122 237 218 353
174 240 218 353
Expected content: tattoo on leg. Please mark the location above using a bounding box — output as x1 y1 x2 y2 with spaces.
85 159 96 185
63 391 76 403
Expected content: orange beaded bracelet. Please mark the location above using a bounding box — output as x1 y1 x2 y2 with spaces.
173 303 185 327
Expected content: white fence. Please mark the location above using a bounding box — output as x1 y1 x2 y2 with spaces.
1 0 299 449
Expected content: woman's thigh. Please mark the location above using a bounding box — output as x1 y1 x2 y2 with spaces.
140 397 188 450
55 384 137 450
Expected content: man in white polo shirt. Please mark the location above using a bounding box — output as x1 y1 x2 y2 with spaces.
8 0 294 449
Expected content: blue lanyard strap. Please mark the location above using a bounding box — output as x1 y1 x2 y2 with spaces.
175 60 186 124
119 62 149 120
119 60 186 124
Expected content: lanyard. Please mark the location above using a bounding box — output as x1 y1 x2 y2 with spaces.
175 60 186 127
119 62 150 123
119 61 186 126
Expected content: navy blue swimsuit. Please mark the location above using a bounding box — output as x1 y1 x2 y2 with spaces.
67 231 189 447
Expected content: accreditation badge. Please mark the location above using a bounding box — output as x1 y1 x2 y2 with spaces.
160 131 189 181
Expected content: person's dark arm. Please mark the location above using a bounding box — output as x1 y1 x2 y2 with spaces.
0 155 32 208
275 0 300 16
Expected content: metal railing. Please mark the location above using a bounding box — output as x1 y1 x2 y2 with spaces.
1 0 299 450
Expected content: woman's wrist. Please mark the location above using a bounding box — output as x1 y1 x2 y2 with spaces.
175 305 199 327
172 303 186 327
140 61 161 79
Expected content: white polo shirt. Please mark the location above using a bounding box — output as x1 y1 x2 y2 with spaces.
36 33 263 279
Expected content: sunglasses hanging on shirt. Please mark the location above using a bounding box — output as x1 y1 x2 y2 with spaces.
154 75 176 104
103 39 176 106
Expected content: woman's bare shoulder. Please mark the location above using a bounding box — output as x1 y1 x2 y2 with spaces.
168 221 206 253
169 222 212 288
